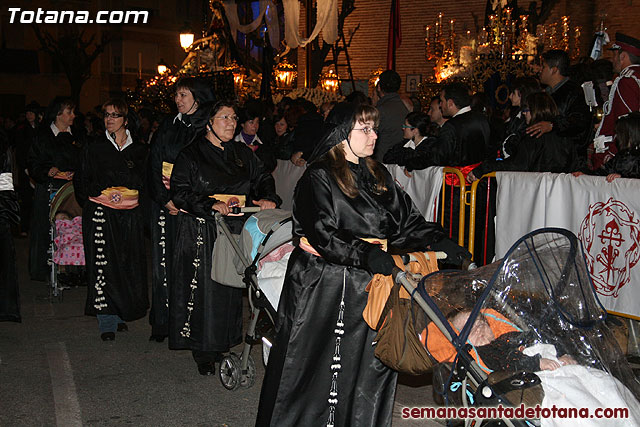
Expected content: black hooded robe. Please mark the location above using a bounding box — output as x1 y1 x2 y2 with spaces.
256 160 446 427
0 143 20 322
74 134 149 321
148 114 203 336
27 127 82 281
168 137 280 352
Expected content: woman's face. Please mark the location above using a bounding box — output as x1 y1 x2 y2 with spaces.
104 106 126 134
274 118 287 137
209 106 237 142
509 89 522 107
402 120 416 140
241 117 259 136
175 88 197 115
343 118 377 161
56 107 75 130
523 108 532 125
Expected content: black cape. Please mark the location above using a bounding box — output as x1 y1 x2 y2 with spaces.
256 159 446 426
148 113 205 335
74 133 149 321
0 143 20 322
27 126 83 281
168 137 280 352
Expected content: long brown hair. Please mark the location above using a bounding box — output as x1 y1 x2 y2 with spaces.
326 106 387 198
524 92 558 125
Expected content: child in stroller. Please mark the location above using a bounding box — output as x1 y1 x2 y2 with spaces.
398 228 640 426
49 182 85 297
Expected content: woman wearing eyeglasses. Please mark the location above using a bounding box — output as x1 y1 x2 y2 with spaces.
147 77 214 343
256 103 467 427
74 98 149 341
169 100 281 376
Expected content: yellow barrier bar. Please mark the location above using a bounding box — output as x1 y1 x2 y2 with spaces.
468 172 496 262
440 167 467 247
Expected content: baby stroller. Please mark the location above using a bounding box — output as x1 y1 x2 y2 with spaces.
394 228 640 426
48 182 84 301
211 207 293 390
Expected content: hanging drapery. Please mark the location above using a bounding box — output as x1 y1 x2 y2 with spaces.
223 0 281 48
283 0 338 49
387 0 402 70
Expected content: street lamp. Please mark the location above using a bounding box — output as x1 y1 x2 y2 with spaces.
180 23 194 51
319 68 339 92
157 59 168 75
275 58 297 90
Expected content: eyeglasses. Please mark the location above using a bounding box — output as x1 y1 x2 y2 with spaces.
353 126 378 135
521 107 530 113
214 114 239 122
104 112 124 119
401 125 415 129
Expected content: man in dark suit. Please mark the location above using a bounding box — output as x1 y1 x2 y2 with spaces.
433 82 492 166
527 49 592 166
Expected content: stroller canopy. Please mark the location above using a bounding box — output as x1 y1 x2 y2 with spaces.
416 228 640 401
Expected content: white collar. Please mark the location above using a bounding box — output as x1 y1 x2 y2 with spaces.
452 106 472 117
173 113 192 127
234 133 263 145
50 122 72 136
106 129 133 151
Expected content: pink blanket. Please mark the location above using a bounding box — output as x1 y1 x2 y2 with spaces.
54 217 85 265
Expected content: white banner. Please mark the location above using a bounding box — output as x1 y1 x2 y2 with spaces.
385 165 443 222
495 172 640 319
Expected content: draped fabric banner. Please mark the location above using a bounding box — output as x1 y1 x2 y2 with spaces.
386 0 401 70
282 0 338 48
495 172 640 319
385 165 443 222
223 0 280 48
272 159 306 211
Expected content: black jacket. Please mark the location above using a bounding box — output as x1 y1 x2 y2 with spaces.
598 148 640 179
406 110 492 169
549 79 593 154
472 129 579 177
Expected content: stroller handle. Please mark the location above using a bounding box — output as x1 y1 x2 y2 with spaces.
234 206 261 214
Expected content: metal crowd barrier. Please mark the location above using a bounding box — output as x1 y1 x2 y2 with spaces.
438 169 497 265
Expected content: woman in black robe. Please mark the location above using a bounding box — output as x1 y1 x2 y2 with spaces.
147 77 214 342
27 97 82 281
74 98 149 341
256 103 469 427
0 131 21 322
169 100 281 376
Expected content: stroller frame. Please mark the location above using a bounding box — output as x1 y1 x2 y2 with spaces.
213 208 291 390
47 182 72 301
395 250 548 427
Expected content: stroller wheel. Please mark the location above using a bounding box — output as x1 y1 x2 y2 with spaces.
239 354 256 389
219 353 241 390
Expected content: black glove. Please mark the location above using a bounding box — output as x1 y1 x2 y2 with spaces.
366 247 395 275
429 237 472 265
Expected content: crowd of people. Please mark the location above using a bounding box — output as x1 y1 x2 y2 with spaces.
0 31 639 425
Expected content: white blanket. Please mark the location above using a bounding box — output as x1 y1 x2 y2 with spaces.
521 343 640 427
256 251 291 311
